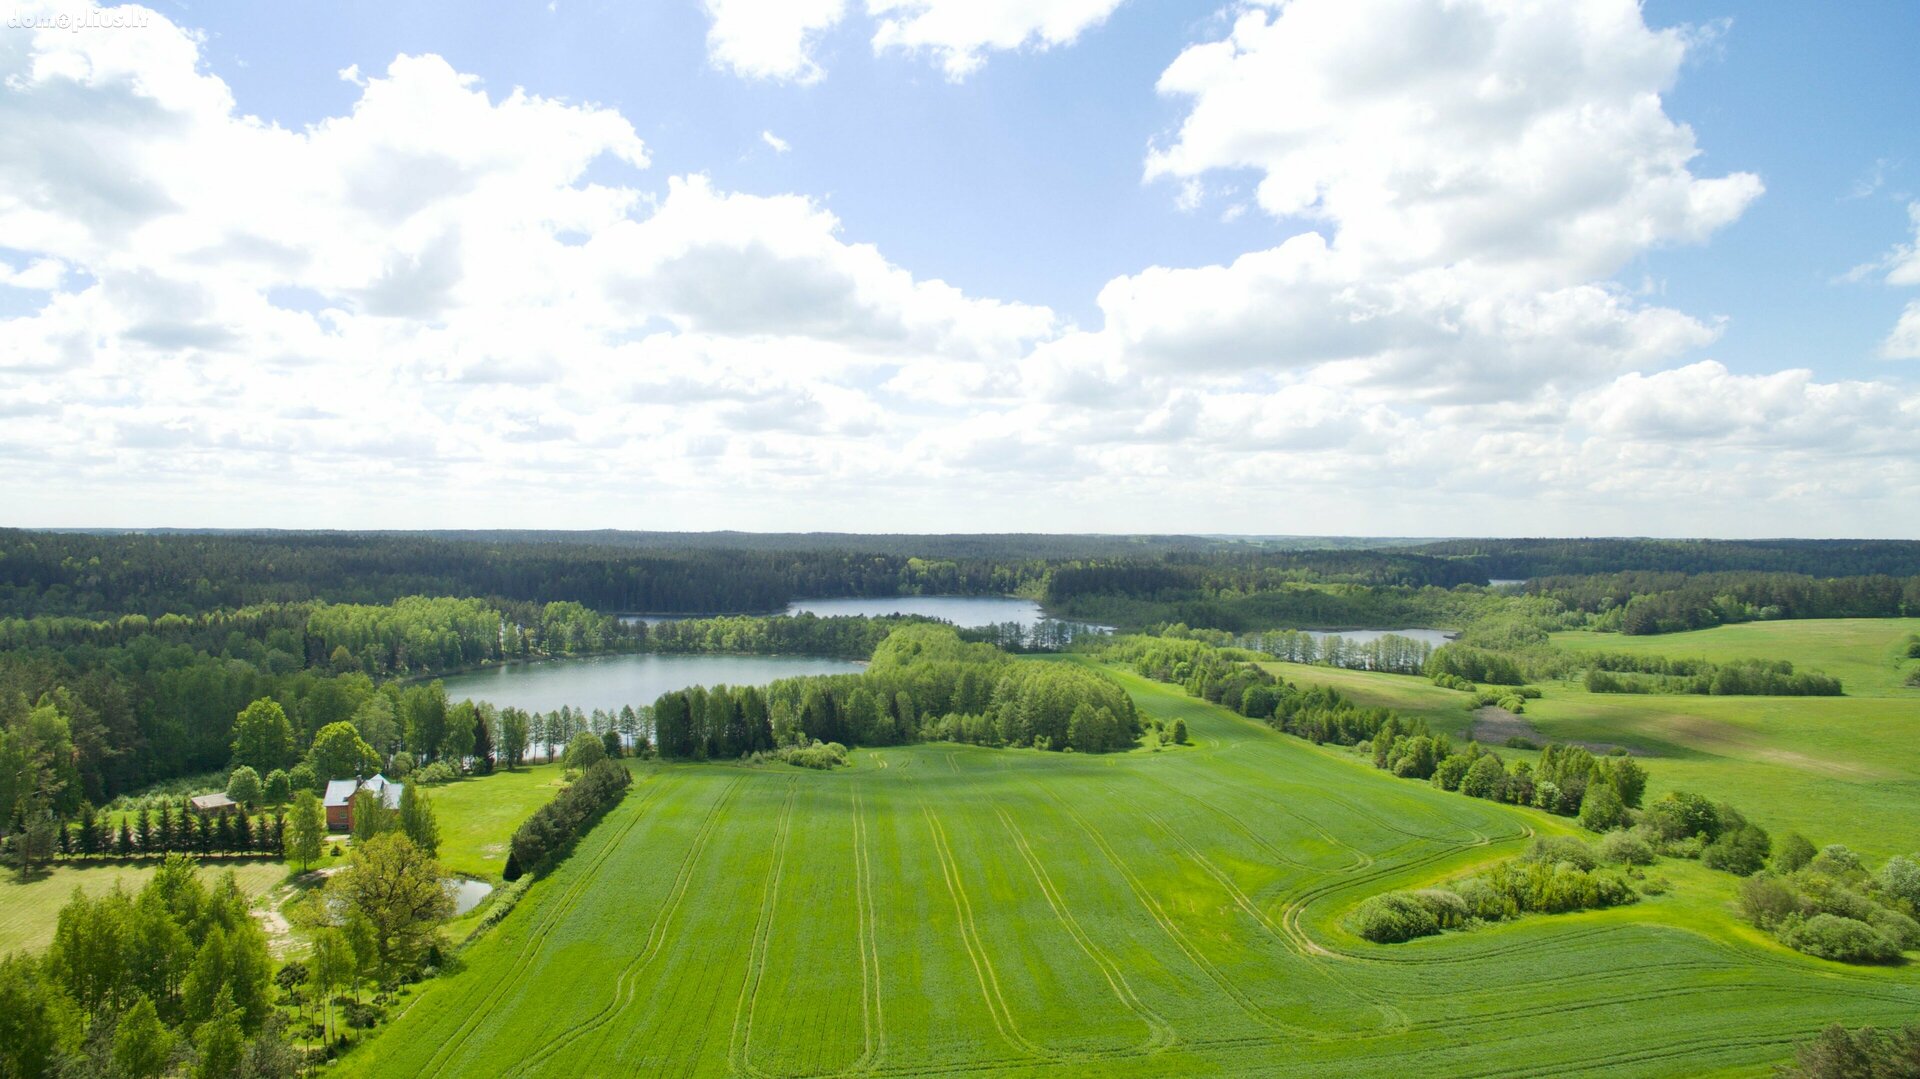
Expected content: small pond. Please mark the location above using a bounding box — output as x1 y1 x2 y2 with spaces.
447 877 493 916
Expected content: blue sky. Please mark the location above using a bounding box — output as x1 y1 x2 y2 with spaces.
2 0 1917 535
182 0 1919 364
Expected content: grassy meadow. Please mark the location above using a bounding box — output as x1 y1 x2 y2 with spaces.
427 761 574 882
334 666 1920 1078
1272 618 1920 859
0 859 286 956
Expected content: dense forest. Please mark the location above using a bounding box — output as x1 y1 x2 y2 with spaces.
0 531 1046 619
11 530 1920 629
1406 538 1920 580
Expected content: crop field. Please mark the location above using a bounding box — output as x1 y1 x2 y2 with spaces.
337 668 1920 1077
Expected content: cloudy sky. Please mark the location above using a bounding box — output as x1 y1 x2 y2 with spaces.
2 0 1917 536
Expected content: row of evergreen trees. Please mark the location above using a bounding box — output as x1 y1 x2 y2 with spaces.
56 804 287 860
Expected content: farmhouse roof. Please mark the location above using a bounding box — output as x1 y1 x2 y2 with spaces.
324 773 402 809
189 792 235 811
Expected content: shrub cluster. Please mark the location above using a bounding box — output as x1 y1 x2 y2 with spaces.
504 760 632 881
1423 645 1528 686
1348 838 1639 943
750 741 849 770
1779 1021 1920 1078
1369 728 1647 825
1737 842 1919 965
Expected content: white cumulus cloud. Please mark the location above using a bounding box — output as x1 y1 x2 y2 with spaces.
1146 0 1762 285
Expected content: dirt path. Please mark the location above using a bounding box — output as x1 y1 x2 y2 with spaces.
1470 706 1644 757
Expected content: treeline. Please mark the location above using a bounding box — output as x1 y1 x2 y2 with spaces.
1424 644 1530 686
1582 655 1843 696
651 625 1141 757
1047 579 1501 634
1100 634 1400 747
1406 538 1920 580
1526 571 1920 635
1779 1023 1920 1079
504 759 632 880
642 613 929 660
0 530 1048 619
53 802 287 863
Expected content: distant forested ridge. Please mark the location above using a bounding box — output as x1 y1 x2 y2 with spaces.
1404 538 1920 579
0 530 1050 618
8 530 1920 628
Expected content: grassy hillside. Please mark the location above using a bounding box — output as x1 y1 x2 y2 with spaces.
1551 618 1920 697
1270 619 1920 859
334 670 1919 1078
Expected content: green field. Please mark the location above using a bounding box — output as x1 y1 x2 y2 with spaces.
1552 618 1920 697
1270 619 1920 859
335 667 1920 1077
428 762 575 882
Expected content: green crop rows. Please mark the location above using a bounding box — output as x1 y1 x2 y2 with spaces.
338 668 1920 1077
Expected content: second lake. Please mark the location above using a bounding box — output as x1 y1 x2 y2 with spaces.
436 653 866 714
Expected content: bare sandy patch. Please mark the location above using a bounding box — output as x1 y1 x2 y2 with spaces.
1470 706 1642 757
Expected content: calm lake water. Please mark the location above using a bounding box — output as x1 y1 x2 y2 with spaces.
1296 628 1457 648
437 653 866 713
785 595 1051 627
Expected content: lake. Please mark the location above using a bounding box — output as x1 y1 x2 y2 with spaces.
784 595 1049 627
438 653 866 713
1259 627 1458 648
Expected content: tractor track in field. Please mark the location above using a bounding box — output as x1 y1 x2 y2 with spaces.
1125 767 1344 875
1031 780 1320 1040
495 775 745 1076
995 806 1176 1055
1138 806 1408 1034
848 784 889 1075
729 780 798 1079
917 797 1052 1062
419 773 675 1079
